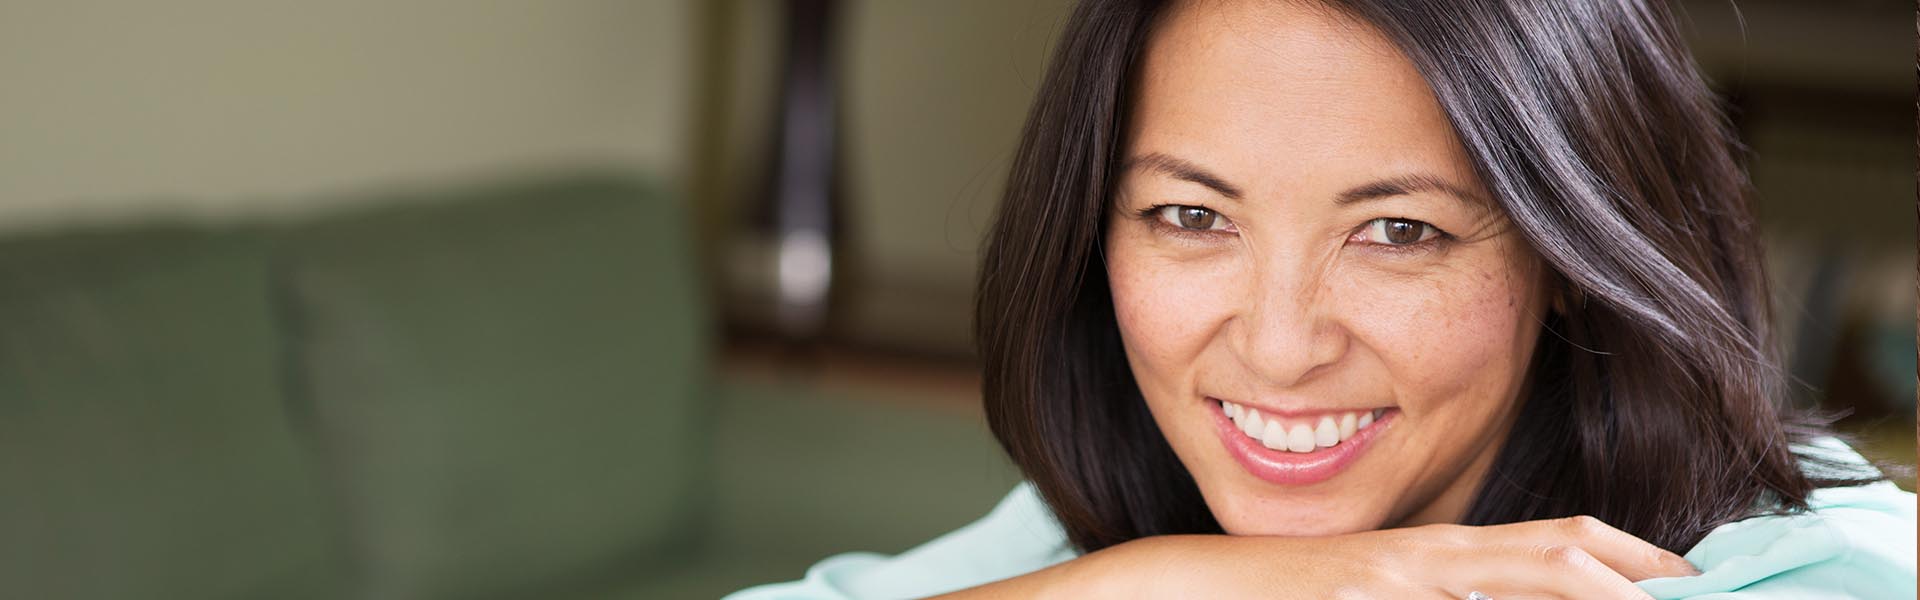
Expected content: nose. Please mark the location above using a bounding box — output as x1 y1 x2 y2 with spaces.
1228 257 1347 388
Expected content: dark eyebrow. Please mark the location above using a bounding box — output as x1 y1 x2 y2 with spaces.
1335 174 1486 206
1125 152 1244 200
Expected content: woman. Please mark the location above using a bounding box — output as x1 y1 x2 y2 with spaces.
732 0 1915 597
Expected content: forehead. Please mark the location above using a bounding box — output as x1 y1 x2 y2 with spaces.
1128 0 1475 194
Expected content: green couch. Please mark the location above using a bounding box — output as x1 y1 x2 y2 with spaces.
0 174 1019 599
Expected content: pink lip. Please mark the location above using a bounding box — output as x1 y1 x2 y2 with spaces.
1210 400 1396 486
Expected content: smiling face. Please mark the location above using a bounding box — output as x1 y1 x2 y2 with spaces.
1104 0 1551 536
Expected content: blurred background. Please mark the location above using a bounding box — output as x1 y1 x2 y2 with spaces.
0 1 1911 598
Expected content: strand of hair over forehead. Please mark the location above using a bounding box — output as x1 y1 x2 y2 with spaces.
1348 0 1780 385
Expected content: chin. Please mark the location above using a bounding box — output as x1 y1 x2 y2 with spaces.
1205 488 1387 537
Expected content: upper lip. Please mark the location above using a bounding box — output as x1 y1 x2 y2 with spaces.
1207 396 1388 418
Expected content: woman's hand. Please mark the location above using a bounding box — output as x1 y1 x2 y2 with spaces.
942 516 1699 599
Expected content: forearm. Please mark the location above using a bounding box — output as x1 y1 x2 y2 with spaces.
926 535 1251 600
925 538 1167 600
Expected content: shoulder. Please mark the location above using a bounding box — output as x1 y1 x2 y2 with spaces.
725 482 1078 600
1637 440 1917 600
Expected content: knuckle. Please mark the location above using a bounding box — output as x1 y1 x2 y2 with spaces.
1540 544 1597 570
1558 514 1606 537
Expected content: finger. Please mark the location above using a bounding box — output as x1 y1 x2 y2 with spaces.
1470 593 1564 600
1527 516 1698 581
1464 544 1654 600
1432 586 1560 600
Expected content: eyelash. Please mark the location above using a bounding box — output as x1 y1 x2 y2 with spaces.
1134 204 1231 240
1132 203 1455 254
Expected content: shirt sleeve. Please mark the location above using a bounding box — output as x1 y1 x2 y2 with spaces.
723 482 1079 600
1637 478 1917 599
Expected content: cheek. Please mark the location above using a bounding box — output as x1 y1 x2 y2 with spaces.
1349 257 1542 411
1106 246 1239 378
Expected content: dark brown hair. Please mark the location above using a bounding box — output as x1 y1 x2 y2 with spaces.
975 0 1884 554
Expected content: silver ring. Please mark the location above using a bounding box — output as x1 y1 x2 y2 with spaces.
1466 593 1493 600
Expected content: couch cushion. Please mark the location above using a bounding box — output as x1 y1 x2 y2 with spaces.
603 376 1022 599
0 227 340 599
276 175 708 599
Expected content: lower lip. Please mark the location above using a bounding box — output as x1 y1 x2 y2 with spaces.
1211 401 1396 486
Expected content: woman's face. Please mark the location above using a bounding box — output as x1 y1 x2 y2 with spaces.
1105 0 1550 536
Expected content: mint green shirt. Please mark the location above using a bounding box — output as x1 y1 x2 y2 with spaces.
730 441 1915 599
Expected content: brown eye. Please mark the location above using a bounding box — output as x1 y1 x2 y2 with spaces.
1384 219 1421 244
1359 218 1438 246
1179 207 1216 229
1154 205 1234 232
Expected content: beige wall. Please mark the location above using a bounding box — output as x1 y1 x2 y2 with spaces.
835 0 1075 351
0 0 693 231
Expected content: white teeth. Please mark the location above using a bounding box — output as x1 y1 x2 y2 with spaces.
1314 417 1339 447
1286 424 1316 452
1223 403 1386 453
1259 420 1288 450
